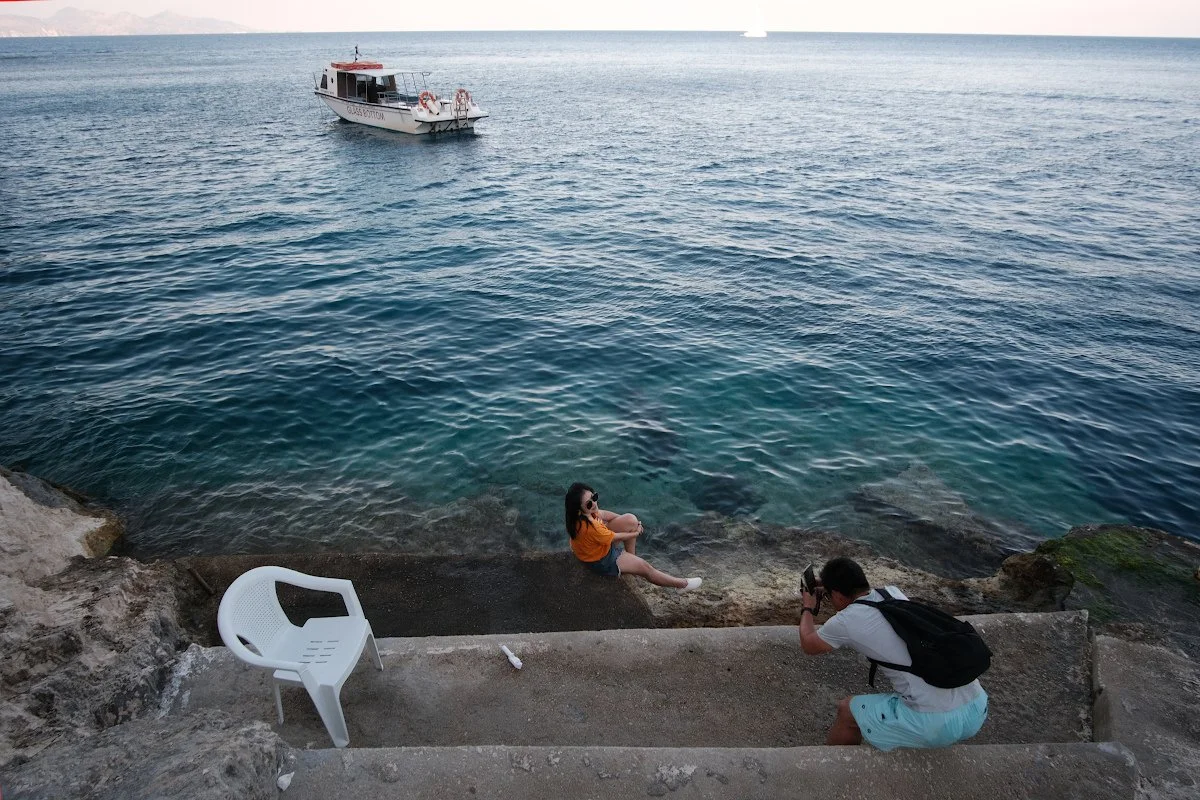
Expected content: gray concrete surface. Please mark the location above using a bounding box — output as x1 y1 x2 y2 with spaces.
277 742 1137 800
167 611 1091 749
178 552 657 641
1093 635 1200 799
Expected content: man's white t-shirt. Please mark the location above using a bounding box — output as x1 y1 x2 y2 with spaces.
816 586 984 713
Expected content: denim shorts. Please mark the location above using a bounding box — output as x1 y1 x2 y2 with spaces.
850 691 988 752
584 543 623 577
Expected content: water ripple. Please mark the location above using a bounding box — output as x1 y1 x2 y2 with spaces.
1 32 1198 557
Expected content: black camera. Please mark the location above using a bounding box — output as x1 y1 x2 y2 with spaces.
802 563 823 614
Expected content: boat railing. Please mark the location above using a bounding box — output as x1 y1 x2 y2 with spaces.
397 71 433 100
371 92 426 107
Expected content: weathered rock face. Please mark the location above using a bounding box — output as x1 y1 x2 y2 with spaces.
629 514 1076 628
1037 524 1200 659
0 709 285 800
0 557 190 765
0 469 190 768
0 466 121 584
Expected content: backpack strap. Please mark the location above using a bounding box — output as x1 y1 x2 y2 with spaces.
853 587 911 687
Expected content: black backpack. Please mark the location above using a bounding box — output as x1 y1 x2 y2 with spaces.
853 587 991 689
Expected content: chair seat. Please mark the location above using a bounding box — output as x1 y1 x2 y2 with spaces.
271 615 371 687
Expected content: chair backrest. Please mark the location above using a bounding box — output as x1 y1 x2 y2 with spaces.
217 566 294 660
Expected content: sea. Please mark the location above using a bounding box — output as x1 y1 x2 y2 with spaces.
1 32 1198 561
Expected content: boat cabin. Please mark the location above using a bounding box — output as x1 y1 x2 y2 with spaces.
318 63 437 107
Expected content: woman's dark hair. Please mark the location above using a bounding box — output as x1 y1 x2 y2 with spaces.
564 482 595 539
819 557 870 597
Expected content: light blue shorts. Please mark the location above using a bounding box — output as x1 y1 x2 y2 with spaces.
850 691 988 752
583 543 623 577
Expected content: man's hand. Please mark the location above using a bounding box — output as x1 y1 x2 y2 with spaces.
798 586 834 655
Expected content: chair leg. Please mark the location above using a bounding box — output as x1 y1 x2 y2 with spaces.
367 632 383 670
273 682 285 725
310 683 350 748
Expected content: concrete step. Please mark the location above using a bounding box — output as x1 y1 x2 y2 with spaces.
166 611 1092 749
278 742 1137 800
1093 635 1200 799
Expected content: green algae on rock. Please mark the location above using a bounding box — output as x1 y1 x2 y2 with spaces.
1037 525 1200 654
1037 525 1197 588
1032 527 1200 592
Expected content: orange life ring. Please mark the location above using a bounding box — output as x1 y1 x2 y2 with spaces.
453 88 472 111
418 90 439 114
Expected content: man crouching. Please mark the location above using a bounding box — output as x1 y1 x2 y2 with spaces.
798 557 989 750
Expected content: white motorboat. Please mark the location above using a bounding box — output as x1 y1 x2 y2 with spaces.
314 51 487 135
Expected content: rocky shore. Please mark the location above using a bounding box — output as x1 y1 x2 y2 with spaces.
1 465 1198 798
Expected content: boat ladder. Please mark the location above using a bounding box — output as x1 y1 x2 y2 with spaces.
453 89 470 127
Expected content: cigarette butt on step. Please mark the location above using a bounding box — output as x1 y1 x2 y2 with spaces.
500 645 523 670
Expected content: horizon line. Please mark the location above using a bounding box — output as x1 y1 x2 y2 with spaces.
6 29 1200 41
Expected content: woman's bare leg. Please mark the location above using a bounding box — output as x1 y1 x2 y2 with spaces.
616 552 687 588
607 514 641 555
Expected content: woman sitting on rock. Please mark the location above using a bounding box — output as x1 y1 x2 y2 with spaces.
565 482 701 591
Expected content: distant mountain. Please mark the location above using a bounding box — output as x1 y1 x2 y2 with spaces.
0 7 252 37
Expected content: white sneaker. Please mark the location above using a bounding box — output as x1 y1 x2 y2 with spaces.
679 577 702 592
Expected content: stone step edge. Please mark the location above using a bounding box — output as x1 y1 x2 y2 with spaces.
278 742 1139 800
372 609 1086 647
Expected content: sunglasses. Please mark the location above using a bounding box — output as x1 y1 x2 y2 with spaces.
584 493 600 509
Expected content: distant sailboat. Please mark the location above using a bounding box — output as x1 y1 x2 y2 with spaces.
743 6 767 37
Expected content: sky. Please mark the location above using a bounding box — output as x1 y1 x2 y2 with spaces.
9 0 1200 38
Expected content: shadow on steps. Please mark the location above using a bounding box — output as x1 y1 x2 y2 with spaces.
178 551 657 643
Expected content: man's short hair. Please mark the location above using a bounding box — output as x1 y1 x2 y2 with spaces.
820 557 870 596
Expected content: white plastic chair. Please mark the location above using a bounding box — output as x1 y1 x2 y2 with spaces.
217 566 383 748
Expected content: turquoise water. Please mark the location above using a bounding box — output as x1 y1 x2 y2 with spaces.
1 32 1198 558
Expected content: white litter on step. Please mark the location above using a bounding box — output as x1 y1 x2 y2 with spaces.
500 645 523 670
277 772 294 791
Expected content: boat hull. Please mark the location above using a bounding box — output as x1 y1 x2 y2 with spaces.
315 92 486 135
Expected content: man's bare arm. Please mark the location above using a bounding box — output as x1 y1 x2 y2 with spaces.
799 587 834 655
